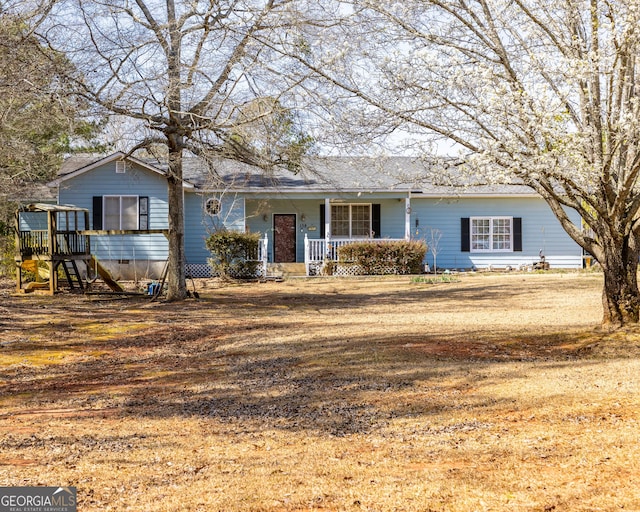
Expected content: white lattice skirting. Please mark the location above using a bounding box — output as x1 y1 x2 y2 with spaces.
309 262 413 276
333 264 401 276
185 264 213 278
185 263 266 279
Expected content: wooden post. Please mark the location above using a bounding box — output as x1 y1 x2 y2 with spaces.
49 261 56 295
84 210 90 255
15 209 21 293
16 263 22 293
49 210 56 257
48 210 56 295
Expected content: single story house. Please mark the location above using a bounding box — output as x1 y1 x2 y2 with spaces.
45 151 584 279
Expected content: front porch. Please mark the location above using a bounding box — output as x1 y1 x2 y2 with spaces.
250 235 411 277
243 196 415 276
303 236 408 276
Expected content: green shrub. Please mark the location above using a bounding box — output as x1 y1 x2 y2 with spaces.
337 240 427 275
206 230 262 279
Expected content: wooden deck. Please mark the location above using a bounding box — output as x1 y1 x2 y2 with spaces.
15 203 168 294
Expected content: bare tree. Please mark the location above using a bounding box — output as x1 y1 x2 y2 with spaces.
426 228 442 275
37 0 314 300
288 0 640 327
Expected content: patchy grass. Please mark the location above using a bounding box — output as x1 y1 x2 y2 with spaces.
1 272 640 511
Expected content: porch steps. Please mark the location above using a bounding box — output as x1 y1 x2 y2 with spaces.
266 263 307 278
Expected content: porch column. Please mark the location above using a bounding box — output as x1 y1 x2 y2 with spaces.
405 195 411 241
324 198 331 256
304 234 310 276
262 233 269 276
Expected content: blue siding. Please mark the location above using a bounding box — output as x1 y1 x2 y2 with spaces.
238 195 582 267
374 199 406 238
19 211 88 231
19 212 48 231
183 193 241 264
184 192 247 265
242 198 408 262
245 198 306 261
184 193 208 265
410 197 582 269
218 194 246 232
53 157 584 271
57 161 169 262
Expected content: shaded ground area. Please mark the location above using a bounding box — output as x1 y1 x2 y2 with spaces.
1 272 639 511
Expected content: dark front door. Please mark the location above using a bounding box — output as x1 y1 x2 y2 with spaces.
274 214 296 263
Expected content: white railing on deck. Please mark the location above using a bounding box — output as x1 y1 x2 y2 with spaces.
304 235 406 275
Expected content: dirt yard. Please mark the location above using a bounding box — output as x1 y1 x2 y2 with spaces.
1 271 640 511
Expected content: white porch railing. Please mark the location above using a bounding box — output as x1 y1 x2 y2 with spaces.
304 235 406 275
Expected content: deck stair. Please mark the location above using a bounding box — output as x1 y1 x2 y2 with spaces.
61 260 85 291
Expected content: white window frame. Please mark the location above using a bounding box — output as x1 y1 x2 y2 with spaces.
470 216 513 252
331 203 372 239
103 195 139 230
205 198 221 216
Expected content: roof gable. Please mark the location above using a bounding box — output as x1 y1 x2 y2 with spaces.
49 152 193 189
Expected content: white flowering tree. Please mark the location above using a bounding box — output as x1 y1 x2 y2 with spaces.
291 0 640 327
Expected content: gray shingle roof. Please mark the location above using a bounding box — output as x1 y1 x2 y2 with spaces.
57 153 535 196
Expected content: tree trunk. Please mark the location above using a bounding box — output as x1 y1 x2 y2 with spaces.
600 238 640 327
165 142 187 301
163 0 187 302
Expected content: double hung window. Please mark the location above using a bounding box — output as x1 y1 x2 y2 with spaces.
103 196 139 230
470 217 513 252
331 204 371 238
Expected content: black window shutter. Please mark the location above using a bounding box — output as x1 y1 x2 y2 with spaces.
93 196 103 230
139 196 149 230
513 217 522 252
319 204 325 238
372 204 381 238
461 218 470 252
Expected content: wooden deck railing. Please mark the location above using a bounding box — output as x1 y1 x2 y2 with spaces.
18 230 90 258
